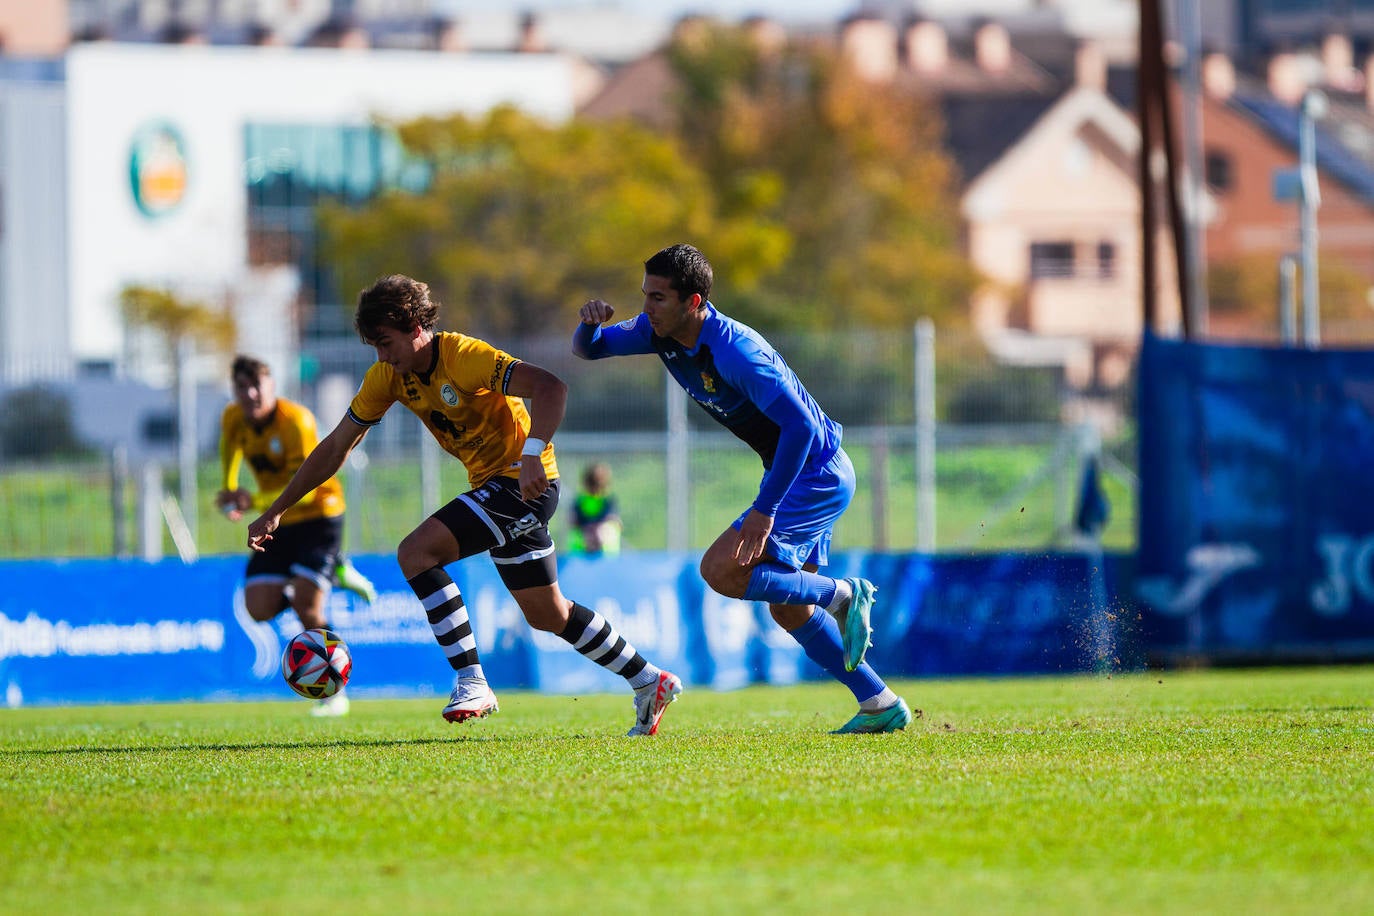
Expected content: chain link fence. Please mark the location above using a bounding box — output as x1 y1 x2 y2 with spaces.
0 326 1137 559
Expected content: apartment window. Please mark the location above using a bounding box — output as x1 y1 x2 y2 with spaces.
1029 241 1075 279
243 123 430 331
1205 149 1233 192
1097 241 1116 279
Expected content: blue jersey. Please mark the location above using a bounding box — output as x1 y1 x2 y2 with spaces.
573 304 842 516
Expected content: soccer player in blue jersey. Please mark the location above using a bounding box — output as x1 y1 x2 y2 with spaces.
573 243 912 734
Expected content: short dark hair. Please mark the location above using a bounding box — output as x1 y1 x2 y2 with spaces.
231 354 270 383
355 274 441 343
644 243 713 301
582 462 612 492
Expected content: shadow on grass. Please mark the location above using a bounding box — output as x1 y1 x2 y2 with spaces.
0 733 588 756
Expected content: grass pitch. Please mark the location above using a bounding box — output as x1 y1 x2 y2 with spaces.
3 668 1372 915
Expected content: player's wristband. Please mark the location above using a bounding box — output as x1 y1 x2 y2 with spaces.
521 437 547 457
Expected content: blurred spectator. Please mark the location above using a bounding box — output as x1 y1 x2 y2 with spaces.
569 462 622 556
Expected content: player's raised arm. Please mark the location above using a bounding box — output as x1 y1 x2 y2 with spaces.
246 415 368 551
572 299 654 359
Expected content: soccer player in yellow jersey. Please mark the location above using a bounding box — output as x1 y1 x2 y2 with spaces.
246 275 681 735
218 355 375 716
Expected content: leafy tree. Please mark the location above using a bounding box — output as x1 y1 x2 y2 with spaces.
1207 253 1374 343
665 22 982 331
119 285 237 355
0 386 89 460
317 105 788 337
119 284 237 416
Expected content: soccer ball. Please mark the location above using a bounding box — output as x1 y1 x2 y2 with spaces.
281 628 352 700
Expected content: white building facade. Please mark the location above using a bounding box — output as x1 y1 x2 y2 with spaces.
1 41 578 383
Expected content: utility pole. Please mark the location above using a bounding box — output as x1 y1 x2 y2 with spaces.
1177 0 1208 337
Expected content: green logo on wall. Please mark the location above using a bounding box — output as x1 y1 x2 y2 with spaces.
128 122 188 218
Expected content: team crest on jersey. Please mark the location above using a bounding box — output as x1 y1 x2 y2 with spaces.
617 318 637 330
269 436 282 453
700 372 716 394
440 384 459 406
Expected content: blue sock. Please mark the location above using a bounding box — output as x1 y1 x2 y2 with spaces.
744 562 838 607
789 608 884 703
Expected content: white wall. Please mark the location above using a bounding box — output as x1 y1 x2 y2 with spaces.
0 80 68 380
64 43 577 365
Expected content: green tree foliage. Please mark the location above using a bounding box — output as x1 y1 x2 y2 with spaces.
119 285 237 354
0 386 89 460
666 22 981 331
119 284 236 419
317 105 787 337
1208 253 1374 343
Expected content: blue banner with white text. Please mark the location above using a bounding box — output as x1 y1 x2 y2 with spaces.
0 550 1139 708
1137 332 1374 658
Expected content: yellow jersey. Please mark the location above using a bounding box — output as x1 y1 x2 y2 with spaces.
347 331 558 489
219 396 345 525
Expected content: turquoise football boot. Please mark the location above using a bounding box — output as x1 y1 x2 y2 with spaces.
832 698 913 735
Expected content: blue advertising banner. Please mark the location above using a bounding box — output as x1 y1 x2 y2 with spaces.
1137 332 1374 657
0 550 1138 708
867 552 1136 676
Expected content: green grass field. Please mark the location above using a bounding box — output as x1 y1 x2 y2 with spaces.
4 667 1370 914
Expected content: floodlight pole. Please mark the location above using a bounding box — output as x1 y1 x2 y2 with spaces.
1299 89 1326 348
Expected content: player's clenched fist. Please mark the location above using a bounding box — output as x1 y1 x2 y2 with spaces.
579 299 615 325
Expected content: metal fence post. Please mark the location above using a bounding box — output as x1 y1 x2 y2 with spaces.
665 379 690 552
871 425 888 551
176 336 199 546
138 462 164 561
914 319 936 552
111 444 129 559
1278 253 1298 344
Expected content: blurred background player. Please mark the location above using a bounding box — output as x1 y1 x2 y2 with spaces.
568 462 622 556
574 243 912 734
246 275 681 736
217 354 375 717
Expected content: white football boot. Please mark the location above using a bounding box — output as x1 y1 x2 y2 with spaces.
442 677 499 723
627 671 682 736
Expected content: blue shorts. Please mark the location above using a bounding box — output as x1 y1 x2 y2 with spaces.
732 447 856 570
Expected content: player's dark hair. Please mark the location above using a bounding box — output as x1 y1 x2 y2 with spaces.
645 243 712 302
355 274 441 343
230 354 270 382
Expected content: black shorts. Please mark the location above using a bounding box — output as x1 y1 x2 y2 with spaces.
433 476 561 590
245 514 343 590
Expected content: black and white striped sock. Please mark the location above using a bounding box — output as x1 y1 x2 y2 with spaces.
408 567 484 680
559 603 658 690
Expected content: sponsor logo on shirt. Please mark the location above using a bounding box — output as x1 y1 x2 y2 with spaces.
440 384 459 406
488 355 509 392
